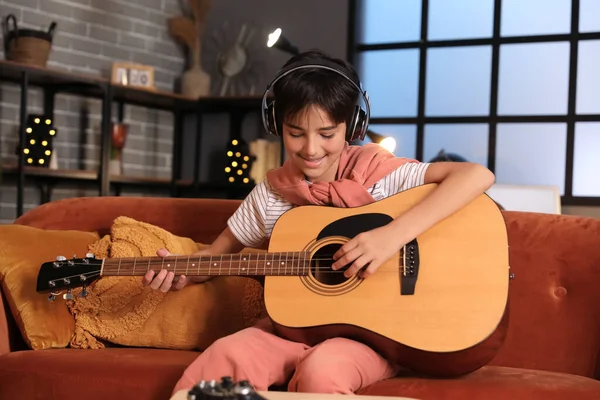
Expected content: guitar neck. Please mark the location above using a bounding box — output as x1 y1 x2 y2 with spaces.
100 252 311 277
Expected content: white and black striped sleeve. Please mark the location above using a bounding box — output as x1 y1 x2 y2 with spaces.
227 180 270 248
381 162 431 195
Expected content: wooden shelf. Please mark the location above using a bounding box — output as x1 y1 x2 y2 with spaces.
1 165 254 193
0 60 266 112
0 59 106 98
0 60 263 213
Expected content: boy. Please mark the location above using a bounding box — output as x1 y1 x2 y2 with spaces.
144 49 495 394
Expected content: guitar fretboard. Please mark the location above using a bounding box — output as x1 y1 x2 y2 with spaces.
100 252 311 277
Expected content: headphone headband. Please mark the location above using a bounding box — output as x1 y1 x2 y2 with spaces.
261 57 371 142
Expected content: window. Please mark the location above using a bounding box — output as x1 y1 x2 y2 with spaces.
351 0 600 204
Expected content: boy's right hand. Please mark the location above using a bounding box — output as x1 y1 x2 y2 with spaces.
142 248 211 292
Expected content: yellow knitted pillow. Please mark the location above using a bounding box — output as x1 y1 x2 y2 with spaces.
0 225 99 349
67 216 266 350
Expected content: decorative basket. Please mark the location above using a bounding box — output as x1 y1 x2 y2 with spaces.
2 14 56 67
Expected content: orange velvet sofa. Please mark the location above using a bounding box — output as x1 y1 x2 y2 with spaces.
0 196 599 400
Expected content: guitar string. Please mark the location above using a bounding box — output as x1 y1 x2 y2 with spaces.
42 266 408 284
55 260 412 270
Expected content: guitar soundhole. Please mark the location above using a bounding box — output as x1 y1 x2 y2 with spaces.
311 244 350 286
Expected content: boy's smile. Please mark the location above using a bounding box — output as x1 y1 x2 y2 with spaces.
282 105 347 183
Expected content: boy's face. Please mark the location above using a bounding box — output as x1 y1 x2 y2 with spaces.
282 105 347 183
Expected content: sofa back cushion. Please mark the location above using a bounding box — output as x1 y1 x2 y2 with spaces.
490 211 600 379
13 196 242 244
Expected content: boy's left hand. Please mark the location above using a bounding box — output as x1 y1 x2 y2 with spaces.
331 225 402 279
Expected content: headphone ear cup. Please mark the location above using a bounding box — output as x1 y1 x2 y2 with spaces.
348 107 367 142
266 100 279 136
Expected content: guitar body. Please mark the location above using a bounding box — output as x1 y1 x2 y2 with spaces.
263 183 510 377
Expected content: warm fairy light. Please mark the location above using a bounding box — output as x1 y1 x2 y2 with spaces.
225 138 254 185
25 114 57 168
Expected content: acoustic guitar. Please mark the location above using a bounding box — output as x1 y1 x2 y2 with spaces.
37 183 511 377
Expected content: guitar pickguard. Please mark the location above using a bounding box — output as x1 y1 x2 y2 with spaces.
316 212 393 240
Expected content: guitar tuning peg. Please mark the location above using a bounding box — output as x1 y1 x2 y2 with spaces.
48 293 56 302
63 288 73 300
56 255 66 261
79 285 88 298
85 253 95 258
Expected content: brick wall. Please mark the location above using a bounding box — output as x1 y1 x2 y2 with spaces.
0 0 185 223
0 0 349 224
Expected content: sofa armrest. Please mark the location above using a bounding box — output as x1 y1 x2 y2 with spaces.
0 286 26 355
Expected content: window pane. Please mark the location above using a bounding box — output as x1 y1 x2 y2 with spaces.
496 123 566 194
369 124 417 159
501 0 571 37
426 46 492 116
573 123 600 196
358 0 421 44
498 42 569 115
576 40 600 114
579 0 600 33
358 49 420 117
428 0 494 40
423 124 488 166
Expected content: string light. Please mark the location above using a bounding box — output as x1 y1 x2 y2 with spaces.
224 138 255 184
20 114 57 167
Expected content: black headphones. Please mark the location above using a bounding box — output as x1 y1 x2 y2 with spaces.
261 58 371 142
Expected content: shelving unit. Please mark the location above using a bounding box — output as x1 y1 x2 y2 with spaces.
0 60 263 217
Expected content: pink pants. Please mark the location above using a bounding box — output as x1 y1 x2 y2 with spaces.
173 318 398 394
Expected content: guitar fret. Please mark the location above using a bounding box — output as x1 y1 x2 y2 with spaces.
295 252 298 276
117 258 122 276
208 255 212 275
186 255 190 276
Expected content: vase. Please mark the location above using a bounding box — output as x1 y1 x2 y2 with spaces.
181 64 211 98
110 123 128 175
181 39 211 98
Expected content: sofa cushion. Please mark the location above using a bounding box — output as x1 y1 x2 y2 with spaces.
0 225 99 349
0 347 198 400
358 366 600 399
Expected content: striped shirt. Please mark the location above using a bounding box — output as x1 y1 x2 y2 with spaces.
227 162 431 248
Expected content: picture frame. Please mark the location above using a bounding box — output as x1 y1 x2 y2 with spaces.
111 62 155 89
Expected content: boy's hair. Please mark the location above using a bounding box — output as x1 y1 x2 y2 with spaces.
272 49 361 136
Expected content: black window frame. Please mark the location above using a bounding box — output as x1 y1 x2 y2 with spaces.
348 0 600 206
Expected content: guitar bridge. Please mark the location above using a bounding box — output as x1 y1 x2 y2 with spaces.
400 238 420 295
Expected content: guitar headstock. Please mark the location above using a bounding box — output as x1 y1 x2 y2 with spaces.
36 253 102 301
